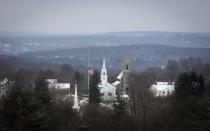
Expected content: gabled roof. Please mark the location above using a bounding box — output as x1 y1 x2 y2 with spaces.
116 71 123 80
112 81 121 86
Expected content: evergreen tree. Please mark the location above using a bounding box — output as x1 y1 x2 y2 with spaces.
0 86 49 131
89 70 101 104
175 72 205 99
34 77 48 91
34 77 51 105
172 72 207 130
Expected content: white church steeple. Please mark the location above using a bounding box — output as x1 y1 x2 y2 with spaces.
101 59 108 83
72 80 80 111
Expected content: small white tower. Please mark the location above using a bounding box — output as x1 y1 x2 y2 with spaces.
101 59 108 83
72 81 80 111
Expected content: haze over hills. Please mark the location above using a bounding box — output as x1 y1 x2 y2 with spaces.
20 45 210 71
1 31 210 70
0 31 210 55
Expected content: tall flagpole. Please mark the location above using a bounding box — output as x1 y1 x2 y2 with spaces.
88 50 90 93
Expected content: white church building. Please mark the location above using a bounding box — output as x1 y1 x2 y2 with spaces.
99 59 117 102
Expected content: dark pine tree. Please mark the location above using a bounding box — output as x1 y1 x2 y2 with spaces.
34 77 51 105
175 72 205 99
172 71 207 131
34 77 48 91
89 70 101 104
0 86 49 131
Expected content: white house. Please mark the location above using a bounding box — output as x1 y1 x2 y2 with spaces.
150 82 175 97
46 79 70 90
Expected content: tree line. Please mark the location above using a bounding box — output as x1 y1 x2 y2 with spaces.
0 57 210 131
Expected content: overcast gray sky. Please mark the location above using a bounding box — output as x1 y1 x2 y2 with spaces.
0 0 210 34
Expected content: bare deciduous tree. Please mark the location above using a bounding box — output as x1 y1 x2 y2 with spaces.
166 60 178 84
129 72 154 131
180 57 203 73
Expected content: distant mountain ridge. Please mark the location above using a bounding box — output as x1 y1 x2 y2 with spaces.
0 31 210 55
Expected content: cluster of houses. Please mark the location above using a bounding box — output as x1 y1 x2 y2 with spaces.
0 58 175 111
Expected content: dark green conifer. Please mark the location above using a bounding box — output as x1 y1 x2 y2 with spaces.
89 70 101 104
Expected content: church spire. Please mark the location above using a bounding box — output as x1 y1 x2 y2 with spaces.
101 58 108 83
103 58 106 69
72 80 80 111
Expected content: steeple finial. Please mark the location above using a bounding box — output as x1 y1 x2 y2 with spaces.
103 58 106 69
